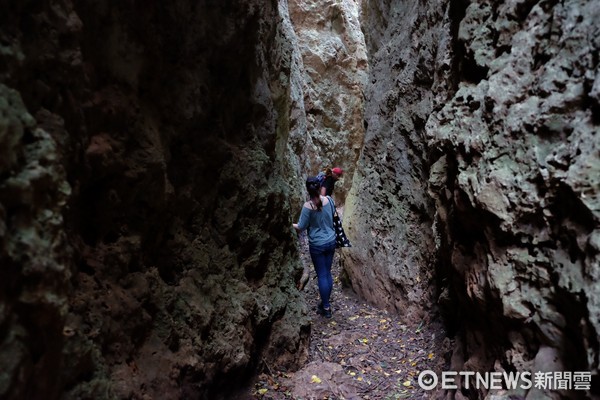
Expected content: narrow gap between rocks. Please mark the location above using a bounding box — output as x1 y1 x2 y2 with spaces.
244 207 450 400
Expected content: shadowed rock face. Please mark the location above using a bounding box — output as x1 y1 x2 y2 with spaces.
342 0 450 321
0 84 71 400
427 0 600 396
349 0 599 397
0 1 309 399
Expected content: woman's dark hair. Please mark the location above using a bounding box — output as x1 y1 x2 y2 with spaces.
306 176 323 211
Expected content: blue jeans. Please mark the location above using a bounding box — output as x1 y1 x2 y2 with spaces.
309 240 336 309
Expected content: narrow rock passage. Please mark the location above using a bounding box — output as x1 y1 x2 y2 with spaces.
249 222 450 399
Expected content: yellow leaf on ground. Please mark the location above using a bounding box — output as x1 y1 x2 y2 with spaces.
428 353 434 359
357 377 363 381
258 388 268 395
349 316 359 321
380 319 387 323
349 371 356 376
310 375 322 384
403 381 411 387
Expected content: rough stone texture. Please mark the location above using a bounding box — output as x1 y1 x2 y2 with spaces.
426 0 600 397
289 0 368 202
0 84 71 400
342 0 452 321
0 1 310 399
351 0 600 398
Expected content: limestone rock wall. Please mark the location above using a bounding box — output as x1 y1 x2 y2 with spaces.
289 0 368 202
0 1 309 399
426 0 600 397
0 84 71 399
342 0 452 320
351 0 600 397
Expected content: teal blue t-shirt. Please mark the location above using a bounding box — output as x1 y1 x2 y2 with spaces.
297 197 336 246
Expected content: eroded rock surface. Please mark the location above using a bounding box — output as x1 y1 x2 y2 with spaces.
0 84 71 400
427 0 600 397
348 0 600 398
1 1 310 399
342 0 452 321
289 0 368 202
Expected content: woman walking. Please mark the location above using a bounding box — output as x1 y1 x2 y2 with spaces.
293 177 336 318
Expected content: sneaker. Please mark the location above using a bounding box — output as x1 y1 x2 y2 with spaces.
317 303 332 318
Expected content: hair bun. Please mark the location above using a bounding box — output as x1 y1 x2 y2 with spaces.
306 176 321 193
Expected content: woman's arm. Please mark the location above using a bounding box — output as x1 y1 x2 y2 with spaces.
294 207 310 232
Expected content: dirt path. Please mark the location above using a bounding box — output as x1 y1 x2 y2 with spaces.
249 232 451 399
